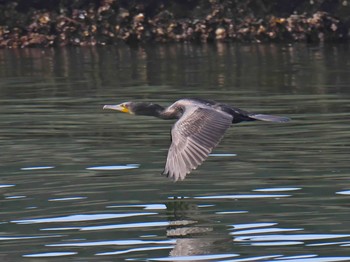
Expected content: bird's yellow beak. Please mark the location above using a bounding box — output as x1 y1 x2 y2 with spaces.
103 104 130 113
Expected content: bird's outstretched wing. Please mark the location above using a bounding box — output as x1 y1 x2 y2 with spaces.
163 107 233 181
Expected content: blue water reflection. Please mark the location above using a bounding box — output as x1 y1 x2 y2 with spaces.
12 213 156 224
20 166 55 170
86 164 140 170
96 245 174 256
23 252 78 258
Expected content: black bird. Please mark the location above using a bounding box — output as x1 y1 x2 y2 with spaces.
103 98 289 181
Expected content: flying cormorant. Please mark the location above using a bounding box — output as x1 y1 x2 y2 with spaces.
103 98 289 181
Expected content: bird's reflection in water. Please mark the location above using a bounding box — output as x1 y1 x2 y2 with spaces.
165 196 233 257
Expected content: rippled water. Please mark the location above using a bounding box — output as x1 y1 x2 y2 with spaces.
0 44 350 261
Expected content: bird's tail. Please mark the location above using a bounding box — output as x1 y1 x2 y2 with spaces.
248 113 290 123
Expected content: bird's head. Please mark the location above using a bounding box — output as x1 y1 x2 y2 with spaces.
103 102 165 117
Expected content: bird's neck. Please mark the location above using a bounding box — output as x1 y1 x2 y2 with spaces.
136 104 166 118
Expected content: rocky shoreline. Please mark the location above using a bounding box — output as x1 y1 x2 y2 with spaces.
0 1 349 48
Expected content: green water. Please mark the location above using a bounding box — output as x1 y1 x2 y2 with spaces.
0 44 350 261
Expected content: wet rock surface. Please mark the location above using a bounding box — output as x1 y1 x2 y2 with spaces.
0 0 349 48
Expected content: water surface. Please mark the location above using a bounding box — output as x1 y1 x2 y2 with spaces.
0 44 350 261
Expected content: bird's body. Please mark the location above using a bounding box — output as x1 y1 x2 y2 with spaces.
103 98 289 181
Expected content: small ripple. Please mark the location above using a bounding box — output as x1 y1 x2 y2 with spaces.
220 255 282 261
336 190 350 195
81 220 194 231
5 195 26 199
12 212 156 224
216 211 248 215
253 187 301 192
86 164 140 171
23 252 77 258
234 234 350 242
107 204 166 210
0 184 15 188
231 223 277 230
267 257 350 262
194 194 290 200
275 255 317 260
307 241 350 247
168 196 190 199
231 227 303 235
41 227 80 231
47 239 176 247
251 241 303 246
25 206 37 210
21 166 55 171
48 196 87 202
209 153 237 157
96 245 174 256
149 254 239 261
81 221 170 231
198 204 215 208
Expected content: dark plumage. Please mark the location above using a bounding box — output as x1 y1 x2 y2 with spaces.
103 98 290 181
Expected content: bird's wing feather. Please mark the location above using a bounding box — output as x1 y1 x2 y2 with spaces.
163 107 233 181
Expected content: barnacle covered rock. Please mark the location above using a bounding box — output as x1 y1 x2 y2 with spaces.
0 1 348 47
